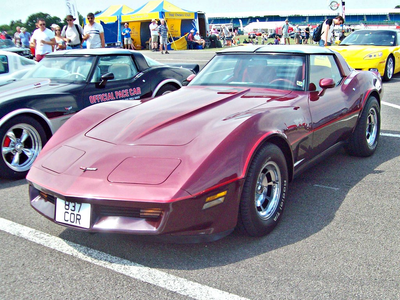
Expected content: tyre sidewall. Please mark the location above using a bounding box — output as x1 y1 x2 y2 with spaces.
383 56 394 81
239 143 288 237
346 96 380 157
0 116 47 179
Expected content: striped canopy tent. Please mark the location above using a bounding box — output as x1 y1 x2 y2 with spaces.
89 5 135 45
94 5 135 23
121 0 197 49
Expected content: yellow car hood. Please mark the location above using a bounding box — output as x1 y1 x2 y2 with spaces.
330 45 390 58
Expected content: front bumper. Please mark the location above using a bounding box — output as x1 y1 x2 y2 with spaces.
29 179 244 241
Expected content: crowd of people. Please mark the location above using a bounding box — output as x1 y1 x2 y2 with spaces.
3 14 346 59
2 13 106 62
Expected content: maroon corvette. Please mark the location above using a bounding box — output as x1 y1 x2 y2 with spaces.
28 45 383 242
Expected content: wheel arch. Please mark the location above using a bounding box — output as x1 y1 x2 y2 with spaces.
244 133 294 183
0 109 54 142
151 79 182 98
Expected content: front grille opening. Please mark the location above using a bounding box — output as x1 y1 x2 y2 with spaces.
39 191 56 204
97 206 163 219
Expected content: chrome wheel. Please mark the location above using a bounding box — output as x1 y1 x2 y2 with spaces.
255 161 281 220
238 143 288 237
383 56 394 81
2 122 43 173
366 106 379 148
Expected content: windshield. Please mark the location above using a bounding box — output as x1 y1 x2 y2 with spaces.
340 30 396 46
0 39 17 48
189 54 306 91
22 56 96 82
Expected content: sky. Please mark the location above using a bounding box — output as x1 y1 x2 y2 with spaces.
1 0 399 25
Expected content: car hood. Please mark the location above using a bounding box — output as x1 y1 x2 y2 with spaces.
85 86 292 146
29 85 295 199
0 78 71 100
331 45 390 57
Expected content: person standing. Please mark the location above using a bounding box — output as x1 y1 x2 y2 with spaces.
19 27 31 48
304 25 310 44
13 27 21 47
149 19 159 51
282 19 290 45
122 23 133 49
294 25 301 44
31 19 56 62
54 25 66 51
83 13 105 49
62 15 84 49
319 15 344 47
158 19 169 54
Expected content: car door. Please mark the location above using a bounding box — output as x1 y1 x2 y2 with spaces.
81 55 145 108
307 54 359 155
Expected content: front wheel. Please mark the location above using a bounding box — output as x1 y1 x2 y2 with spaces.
345 96 380 157
383 56 394 82
237 143 288 237
0 116 47 179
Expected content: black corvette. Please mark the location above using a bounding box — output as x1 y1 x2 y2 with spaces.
0 48 197 179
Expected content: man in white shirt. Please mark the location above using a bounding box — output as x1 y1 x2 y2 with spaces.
62 14 84 49
83 13 105 49
31 19 56 62
149 19 159 51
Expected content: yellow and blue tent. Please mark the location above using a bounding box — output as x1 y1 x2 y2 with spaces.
95 5 135 23
122 0 197 49
122 0 195 22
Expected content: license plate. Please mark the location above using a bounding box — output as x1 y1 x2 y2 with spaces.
55 198 91 229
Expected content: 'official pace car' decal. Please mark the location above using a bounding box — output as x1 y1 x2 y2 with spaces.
89 88 142 104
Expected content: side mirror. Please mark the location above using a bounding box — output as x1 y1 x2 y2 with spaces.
98 72 115 87
309 78 335 101
318 78 335 97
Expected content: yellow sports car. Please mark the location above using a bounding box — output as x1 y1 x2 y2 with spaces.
330 29 400 81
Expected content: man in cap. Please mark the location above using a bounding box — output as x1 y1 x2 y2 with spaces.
122 23 133 49
61 15 84 49
149 19 159 51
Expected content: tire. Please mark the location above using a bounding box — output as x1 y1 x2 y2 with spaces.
155 84 178 97
346 96 380 157
237 143 288 237
0 116 47 179
383 55 394 82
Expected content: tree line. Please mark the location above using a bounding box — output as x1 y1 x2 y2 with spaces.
0 11 101 36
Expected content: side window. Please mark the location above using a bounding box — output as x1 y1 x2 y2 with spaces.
94 55 138 82
0 55 9 74
309 55 342 91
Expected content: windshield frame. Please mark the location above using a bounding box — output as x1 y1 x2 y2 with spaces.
189 53 307 91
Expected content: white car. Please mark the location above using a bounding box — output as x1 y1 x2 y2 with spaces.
0 50 36 85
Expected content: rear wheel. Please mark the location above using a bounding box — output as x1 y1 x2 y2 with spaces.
0 116 47 179
383 56 394 81
346 96 380 157
155 84 178 97
237 143 288 237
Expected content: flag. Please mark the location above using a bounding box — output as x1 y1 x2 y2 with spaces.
65 0 79 25
342 1 346 20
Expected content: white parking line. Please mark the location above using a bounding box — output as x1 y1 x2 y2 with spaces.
0 217 248 300
381 132 400 138
313 184 340 191
382 101 400 110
